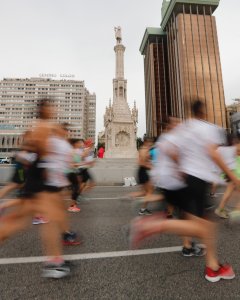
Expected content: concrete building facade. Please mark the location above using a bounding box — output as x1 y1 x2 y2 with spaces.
140 0 227 137
0 77 96 156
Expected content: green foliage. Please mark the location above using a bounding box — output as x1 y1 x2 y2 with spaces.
136 137 143 150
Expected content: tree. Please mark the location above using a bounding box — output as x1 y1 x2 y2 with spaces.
136 137 143 150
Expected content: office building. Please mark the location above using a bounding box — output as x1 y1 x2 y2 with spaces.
140 0 226 137
0 77 96 156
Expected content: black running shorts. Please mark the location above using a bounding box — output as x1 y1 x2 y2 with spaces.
163 175 210 218
79 168 93 183
137 166 150 185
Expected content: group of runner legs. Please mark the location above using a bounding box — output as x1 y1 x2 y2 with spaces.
1 97 240 283
0 99 95 278
130 99 240 283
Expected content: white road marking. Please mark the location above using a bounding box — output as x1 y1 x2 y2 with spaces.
96 186 135 188
84 197 122 200
0 246 182 265
1 197 141 202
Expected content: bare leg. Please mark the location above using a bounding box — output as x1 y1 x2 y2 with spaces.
0 200 34 241
182 237 193 248
218 183 235 210
143 193 164 203
129 188 146 199
0 199 22 210
141 181 154 209
132 213 219 270
36 192 67 258
0 183 20 199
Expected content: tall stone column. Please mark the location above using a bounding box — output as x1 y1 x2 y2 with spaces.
115 44 125 79
103 27 138 158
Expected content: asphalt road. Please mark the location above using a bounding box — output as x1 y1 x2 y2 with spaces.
0 186 240 300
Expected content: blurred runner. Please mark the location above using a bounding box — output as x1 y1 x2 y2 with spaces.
79 139 96 193
214 135 238 219
67 139 82 212
0 100 76 278
129 137 153 215
0 131 35 202
130 100 239 283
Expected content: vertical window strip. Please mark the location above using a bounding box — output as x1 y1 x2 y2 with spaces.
196 5 208 118
183 3 193 118
209 6 224 128
203 5 215 124
173 11 184 119
167 24 175 117
189 4 199 99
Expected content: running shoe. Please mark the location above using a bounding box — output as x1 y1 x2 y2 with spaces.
205 202 215 210
205 264 235 283
68 205 81 213
42 262 70 279
182 243 206 257
62 232 81 246
214 208 229 219
32 217 49 225
138 208 152 216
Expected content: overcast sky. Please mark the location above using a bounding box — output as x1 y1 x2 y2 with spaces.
0 0 239 137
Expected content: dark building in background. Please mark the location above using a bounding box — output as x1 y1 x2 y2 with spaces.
140 0 226 137
140 28 171 137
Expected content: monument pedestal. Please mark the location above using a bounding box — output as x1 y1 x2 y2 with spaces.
104 148 138 159
91 158 137 186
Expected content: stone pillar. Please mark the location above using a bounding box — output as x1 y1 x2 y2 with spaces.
114 44 125 79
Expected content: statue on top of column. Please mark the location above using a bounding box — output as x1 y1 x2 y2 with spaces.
114 26 122 44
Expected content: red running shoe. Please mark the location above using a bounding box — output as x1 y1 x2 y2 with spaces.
68 205 81 213
205 264 235 282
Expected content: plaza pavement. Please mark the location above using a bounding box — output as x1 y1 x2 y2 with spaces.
0 186 240 299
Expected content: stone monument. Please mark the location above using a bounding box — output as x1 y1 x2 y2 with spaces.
104 27 138 158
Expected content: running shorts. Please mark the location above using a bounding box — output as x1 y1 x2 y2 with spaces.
20 160 45 199
79 168 93 183
163 175 210 218
137 166 150 185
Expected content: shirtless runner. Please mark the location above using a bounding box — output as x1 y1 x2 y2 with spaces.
129 137 153 215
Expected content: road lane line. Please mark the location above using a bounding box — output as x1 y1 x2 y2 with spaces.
84 197 122 200
0 246 182 265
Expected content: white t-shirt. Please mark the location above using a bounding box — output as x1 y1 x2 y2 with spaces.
17 151 37 163
44 136 73 187
172 119 225 183
153 132 186 190
217 146 236 171
80 147 94 168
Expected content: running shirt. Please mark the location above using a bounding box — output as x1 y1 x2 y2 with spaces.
172 119 225 183
84 149 94 168
150 147 159 164
217 146 237 170
44 136 73 187
154 132 186 190
65 148 82 174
